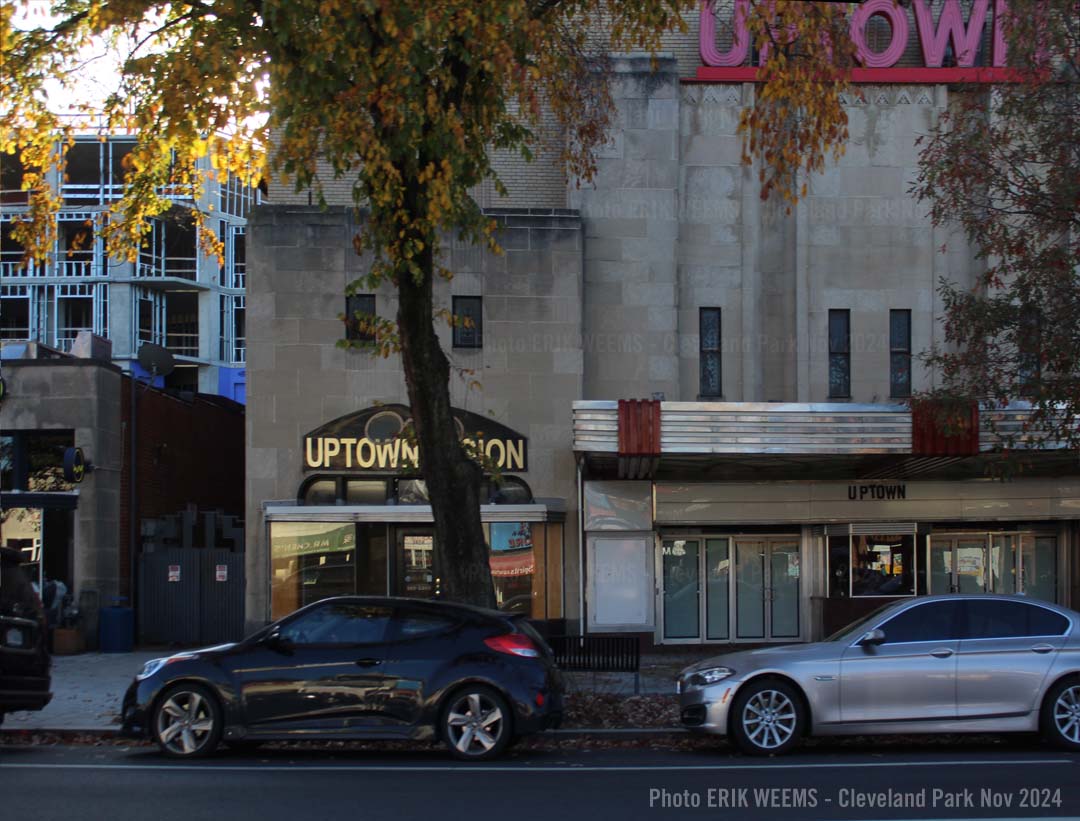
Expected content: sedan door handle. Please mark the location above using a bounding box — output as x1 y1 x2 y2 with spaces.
929 648 954 658
1031 644 1055 654
355 658 381 667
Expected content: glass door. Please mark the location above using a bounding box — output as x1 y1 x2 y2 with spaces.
660 535 799 643
769 541 801 639
928 536 989 593
954 538 988 593
927 534 1056 599
1021 535 1058 602
734 538 800 641
990 534 1018 594
704 538 730 641
393 527 438 599
661 538 701 641
660 536 732 643
735 540 766 639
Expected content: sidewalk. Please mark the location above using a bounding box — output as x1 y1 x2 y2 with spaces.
2 651 162 732
1 649 704 734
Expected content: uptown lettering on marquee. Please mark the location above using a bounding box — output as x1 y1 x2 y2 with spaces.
848 483 908 501
304 435 527 472
698 0 1016 82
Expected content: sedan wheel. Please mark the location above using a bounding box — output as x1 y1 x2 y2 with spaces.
731 679 805 756
442 686 511 761
153 683 223 759
1043 679 1080 751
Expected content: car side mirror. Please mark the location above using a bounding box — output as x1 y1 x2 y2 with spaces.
858 628 886 647
263 627 293 654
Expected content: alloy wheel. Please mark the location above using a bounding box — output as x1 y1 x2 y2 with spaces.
741 689 798 751
1053 685 1080 744
155 687 219 757
445 691 506 759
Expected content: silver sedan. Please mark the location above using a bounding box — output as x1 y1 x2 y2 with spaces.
677 594 1080 755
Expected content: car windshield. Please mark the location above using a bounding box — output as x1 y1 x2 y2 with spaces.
824 601 902 642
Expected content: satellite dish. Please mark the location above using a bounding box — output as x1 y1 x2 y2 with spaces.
137 343 176 378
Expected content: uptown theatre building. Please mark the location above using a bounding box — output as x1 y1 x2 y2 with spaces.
244 1 1080 641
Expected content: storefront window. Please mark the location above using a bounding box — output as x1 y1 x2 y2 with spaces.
0 507 42 589
27 431 75 492
1024 536 1057 603
488 522 536 615
850 534 915 597
269 522 357 619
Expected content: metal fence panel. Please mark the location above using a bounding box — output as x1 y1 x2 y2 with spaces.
199 550 245 644
138 549 245 646
138 549 200 645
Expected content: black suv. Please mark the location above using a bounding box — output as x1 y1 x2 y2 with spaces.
0 548 51 723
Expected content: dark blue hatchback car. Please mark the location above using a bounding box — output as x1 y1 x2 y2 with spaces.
122 596 563 760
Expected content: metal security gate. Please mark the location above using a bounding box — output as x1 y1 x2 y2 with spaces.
139 549 245 645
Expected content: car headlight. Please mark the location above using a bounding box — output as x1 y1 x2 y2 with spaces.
136 653 194 680
685 666 736 689
136 658 168 680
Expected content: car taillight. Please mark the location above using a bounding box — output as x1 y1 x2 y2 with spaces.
484 632 541 658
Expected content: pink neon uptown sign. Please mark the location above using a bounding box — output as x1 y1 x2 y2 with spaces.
697 0 1016 83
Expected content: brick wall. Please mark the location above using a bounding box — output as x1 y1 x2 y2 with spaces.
118 382 245 597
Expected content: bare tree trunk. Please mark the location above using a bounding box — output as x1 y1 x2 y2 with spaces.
396 242 497 608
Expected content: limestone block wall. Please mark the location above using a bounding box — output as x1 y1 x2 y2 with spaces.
801 85 946 403
572 54 682 401
244 206 584 626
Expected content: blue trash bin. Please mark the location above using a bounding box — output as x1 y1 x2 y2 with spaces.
99 600 134 653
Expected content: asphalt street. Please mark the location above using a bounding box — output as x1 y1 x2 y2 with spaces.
1 740 1078 821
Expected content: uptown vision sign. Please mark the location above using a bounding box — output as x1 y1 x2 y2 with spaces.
698 0 1019 83
302 404 528 473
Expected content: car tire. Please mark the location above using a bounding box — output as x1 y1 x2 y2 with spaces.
441 685 513 762
1041 677 1080 751
730 678 805 756
153 682 223 759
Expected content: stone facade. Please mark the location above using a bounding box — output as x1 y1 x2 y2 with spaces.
244 208 584 627
2 359 124 599
246 51 997 631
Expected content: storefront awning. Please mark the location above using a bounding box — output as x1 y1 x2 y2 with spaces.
263 501 565 524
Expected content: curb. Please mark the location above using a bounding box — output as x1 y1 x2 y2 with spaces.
2 725 682 738
0 727 686 741
549 728 688 736
1 728 122 739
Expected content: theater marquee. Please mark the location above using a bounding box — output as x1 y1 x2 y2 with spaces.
302 404 528 473
697 0 1021 83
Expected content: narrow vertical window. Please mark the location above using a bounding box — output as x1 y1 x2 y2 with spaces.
1018 306 1041 396
699 307 722 397
346 294 376 343
889 309 911 398
452 295 483 349
828 310 850 398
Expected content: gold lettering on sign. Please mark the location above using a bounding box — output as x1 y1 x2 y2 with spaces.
376 439 400 466
486 438 505 468
506 440 525 471
357 439 377 469
303 435 525 472
305 437 324 468
339 437 356 468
